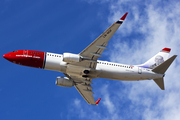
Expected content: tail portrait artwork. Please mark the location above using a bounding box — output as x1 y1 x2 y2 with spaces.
138 48 171 69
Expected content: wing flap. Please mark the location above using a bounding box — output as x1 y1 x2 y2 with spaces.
67 75 96 105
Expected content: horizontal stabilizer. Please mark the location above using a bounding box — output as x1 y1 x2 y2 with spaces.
152 55 177 74
153 78 165 90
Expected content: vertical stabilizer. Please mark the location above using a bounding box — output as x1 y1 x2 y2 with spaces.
138 48 171 69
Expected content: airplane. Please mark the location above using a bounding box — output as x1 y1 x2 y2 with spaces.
3 13 177 105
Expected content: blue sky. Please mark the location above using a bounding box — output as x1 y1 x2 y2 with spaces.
1 0 180 120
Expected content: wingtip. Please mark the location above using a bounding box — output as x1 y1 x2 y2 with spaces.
95 98 101 105
120 12 128 21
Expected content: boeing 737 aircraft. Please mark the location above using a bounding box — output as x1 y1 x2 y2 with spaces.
3 13 177 105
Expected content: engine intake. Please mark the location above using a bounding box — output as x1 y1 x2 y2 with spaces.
56 77 74 87
63 53 81 63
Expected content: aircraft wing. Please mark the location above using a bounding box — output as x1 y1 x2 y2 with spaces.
74 82 95 104
70 13 128 69
65 13 128 104
64 74 97 105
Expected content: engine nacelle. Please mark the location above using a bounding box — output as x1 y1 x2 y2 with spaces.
56 77 74 87
63 53 81 63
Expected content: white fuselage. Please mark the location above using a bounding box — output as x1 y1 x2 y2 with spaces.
44 52 163 81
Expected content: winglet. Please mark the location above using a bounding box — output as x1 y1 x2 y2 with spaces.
120 12 128 21
95 98 101 105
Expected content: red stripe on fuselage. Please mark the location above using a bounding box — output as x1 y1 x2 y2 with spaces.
3 50 45 69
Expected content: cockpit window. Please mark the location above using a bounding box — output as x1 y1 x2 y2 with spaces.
13 51 17 52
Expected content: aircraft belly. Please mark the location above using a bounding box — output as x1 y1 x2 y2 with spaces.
97 66 133 80
65 65 100 78
98 71 137 80
97 65 159 81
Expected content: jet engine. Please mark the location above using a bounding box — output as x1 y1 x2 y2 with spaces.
63 53 82 63
56 77 74 87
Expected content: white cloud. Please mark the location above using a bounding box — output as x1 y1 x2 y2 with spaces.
107 0 180 120
101 85 116 114
74 98 81 106
68 0 180 120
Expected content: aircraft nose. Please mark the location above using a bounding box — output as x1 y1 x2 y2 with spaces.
3 54 8 59
3 53 13 61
